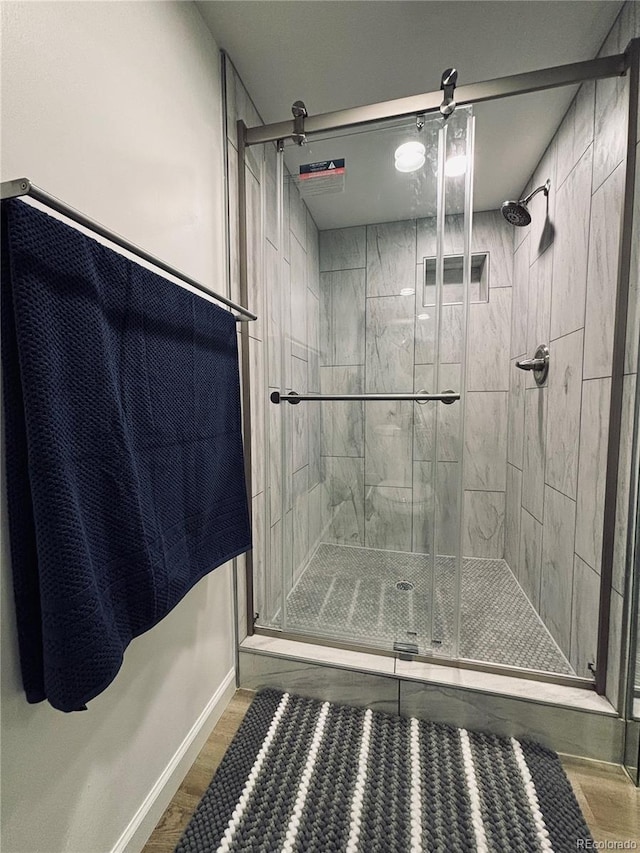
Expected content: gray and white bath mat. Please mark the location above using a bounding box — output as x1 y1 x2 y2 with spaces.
175 689 592 852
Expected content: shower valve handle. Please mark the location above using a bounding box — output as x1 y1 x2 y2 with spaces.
516 344 550 386
516 357 546 370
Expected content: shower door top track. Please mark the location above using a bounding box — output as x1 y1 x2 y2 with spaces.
243 50 629 147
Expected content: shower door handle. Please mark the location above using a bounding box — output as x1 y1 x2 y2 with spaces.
269 390 460 404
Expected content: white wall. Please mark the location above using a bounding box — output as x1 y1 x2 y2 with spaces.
1 3 236 852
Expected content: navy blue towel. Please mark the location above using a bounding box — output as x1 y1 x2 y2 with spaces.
1 199 251 712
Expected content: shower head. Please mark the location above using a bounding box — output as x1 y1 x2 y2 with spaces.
501 200 532 226
501 179 551 227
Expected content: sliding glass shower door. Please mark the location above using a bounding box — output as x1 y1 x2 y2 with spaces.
267 108 474 659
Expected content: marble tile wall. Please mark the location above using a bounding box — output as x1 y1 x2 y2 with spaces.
318 211 513 557
519 507 543 611
224 57 322 634
545 330 583 500
522 386 546 522
504 464 522 571
283 176 322 589
540 485 576 654
502 2 639 693
549 147 592 341
462 491 505 559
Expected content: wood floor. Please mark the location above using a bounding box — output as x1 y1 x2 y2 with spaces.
143 689 640 852
142 690 256 853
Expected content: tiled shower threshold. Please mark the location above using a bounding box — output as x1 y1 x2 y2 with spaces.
242 539 619 756
240 632 616 717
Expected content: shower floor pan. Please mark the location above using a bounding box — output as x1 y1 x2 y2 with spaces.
283 542 574 676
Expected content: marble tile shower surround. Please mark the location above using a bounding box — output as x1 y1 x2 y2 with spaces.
223 57 323 632
503 2 640 695
318 211 514 561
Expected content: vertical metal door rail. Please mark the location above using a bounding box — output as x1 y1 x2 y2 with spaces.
236 118 257 638
596 38 640 697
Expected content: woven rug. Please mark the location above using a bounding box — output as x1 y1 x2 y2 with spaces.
175 689 592 852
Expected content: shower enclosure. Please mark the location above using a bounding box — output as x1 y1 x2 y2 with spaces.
253 104 577 679
230 32 640 706
269 109 474 664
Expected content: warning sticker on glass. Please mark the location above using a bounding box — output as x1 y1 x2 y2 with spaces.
298 159 345 196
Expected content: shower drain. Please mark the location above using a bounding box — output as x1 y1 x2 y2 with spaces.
396 581 414 591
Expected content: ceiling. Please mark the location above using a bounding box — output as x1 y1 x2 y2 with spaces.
197 1 623 226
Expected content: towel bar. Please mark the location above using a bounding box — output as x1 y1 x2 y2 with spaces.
1 178 258 322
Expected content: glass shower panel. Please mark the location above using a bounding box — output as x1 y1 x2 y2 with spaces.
248 138 286 631
414 109 474 660
268 110 473 658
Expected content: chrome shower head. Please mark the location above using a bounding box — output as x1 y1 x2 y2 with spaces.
501 200 531 226
501 179 551 227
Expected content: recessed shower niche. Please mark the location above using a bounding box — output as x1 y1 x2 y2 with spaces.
423 253 489 306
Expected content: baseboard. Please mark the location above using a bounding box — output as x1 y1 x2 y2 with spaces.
111 668 236 853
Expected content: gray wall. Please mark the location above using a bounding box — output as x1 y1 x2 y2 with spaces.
1 5 237 852
317 211 513 558
504 2 640 685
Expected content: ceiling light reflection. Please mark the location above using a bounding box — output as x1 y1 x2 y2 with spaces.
394 141 426 173
445 154 467 177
